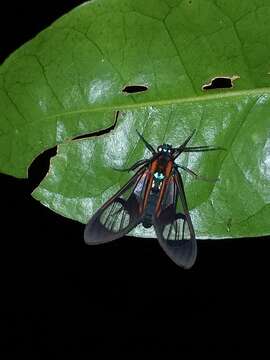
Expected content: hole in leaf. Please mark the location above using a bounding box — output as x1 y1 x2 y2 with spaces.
28 146 57 190
122 84 148 94
73 111 119 141
202 75 240 90
28 112 120 188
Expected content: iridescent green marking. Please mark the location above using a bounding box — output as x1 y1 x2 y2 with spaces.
153 172 165 181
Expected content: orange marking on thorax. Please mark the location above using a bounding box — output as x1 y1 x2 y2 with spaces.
140 156 174 215
141 159 158 211
155 158 174 215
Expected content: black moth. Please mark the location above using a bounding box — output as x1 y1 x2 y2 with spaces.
84 130 223 269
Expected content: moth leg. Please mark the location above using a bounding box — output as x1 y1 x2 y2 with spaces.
183 145 226 152
112 159 150 172
177 164 219 183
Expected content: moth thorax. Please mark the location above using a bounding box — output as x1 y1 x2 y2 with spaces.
152 171 165 190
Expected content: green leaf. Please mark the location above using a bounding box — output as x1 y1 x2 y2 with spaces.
1 0 270 238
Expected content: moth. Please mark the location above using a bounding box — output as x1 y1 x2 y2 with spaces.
84 130 222 269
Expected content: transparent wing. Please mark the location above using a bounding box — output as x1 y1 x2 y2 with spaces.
154 170 197 269
84 166 149 244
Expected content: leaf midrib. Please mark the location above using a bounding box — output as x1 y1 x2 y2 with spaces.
44 87 270 120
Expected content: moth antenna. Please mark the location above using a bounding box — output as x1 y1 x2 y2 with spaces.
136 130 156 154
173 129 196 159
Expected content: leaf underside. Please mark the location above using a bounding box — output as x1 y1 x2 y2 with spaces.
1 0 270 239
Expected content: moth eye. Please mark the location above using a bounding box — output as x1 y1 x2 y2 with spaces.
158 148 162 152
168 149 171 153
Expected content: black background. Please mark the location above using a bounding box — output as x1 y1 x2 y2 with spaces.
1 0 269 353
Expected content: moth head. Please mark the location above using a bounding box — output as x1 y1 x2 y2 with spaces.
157 143 173 154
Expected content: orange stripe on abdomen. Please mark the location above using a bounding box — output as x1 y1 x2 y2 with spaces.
155 160 173 215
